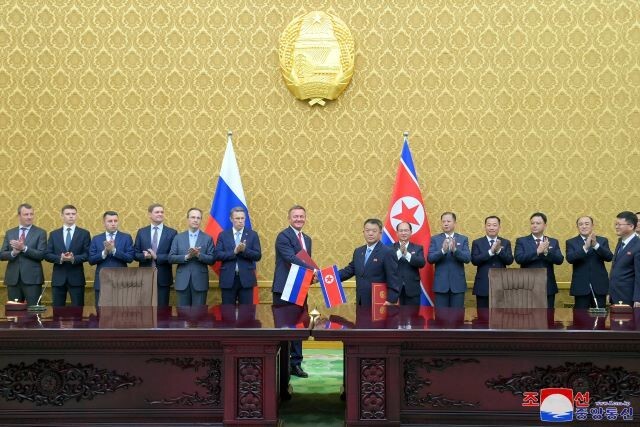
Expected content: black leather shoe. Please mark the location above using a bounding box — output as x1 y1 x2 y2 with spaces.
291 365 308 378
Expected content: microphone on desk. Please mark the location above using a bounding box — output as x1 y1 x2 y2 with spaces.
27 282 49 312
588 283 607 316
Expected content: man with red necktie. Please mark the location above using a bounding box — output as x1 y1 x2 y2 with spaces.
272 205 315 378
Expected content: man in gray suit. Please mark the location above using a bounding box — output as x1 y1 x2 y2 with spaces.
169 208 216 306
1 203 48 305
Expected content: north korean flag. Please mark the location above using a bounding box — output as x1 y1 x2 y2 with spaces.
317 265 347 308
382 132 434 307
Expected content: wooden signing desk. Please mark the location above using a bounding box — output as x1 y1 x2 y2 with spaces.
313 306 640 426
0 304 310 426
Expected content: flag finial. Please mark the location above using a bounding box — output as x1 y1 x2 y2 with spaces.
227 130 233 137
403 131 409 137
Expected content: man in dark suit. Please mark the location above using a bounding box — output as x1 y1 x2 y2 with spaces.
272 205 315 378
169 208 216 306
88 211 135 306
427 212 471 308
565 216 613 309
392 221 425 306
216 207 262 304
471 215 514 309
609 211 640 306
339 218 400 306
514 212 564 309
134 203 178 307
45 205 91 307
0 203 47 305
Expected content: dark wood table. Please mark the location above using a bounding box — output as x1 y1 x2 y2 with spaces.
0 304 310 426
312 305 640 426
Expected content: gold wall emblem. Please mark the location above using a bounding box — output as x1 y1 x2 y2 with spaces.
278 11 355 106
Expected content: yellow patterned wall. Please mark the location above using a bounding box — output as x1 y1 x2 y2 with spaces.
1 1 639 286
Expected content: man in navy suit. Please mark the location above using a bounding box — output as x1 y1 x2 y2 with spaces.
339 218 400 306
134 203 177 307
216 207 262 305
0 203 47 305
88 211 135 306
471 215 514 309
392 221 425 306
609 211 640 307
169 208 216 307
427 212 471 308
45 205 91 307
272 205 315 378
565 216 613 309
514 212 564 309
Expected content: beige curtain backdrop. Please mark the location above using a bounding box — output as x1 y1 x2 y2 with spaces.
1 1 638 289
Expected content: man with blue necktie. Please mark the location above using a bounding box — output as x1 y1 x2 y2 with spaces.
338 218 400 307
88 211 135 306
134 203 177 307
608 211 640 307
216 207 262 305
427 212 471 308
471 215 514 309
169 208 216 306
45 205 91 307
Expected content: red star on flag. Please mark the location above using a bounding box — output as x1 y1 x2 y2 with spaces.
392 200 419 226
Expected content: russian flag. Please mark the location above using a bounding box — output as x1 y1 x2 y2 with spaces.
281 264 314 306
317 265 347 308
382 132 434 307
204 131 258 303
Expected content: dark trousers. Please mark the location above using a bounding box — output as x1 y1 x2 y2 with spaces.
157 285 171 307
273 292 303 367
221 274 254 305
177 279 207 306
475 295 489 309
7 279 42 306
435 291 465 308
52 282 85 307
574 294 606 309
399 287 420 306
547 294 555 309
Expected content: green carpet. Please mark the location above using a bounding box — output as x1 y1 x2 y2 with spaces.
280 349 344 426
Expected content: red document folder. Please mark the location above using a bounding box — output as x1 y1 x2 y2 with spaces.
296 249 319 270
372 282 387 321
